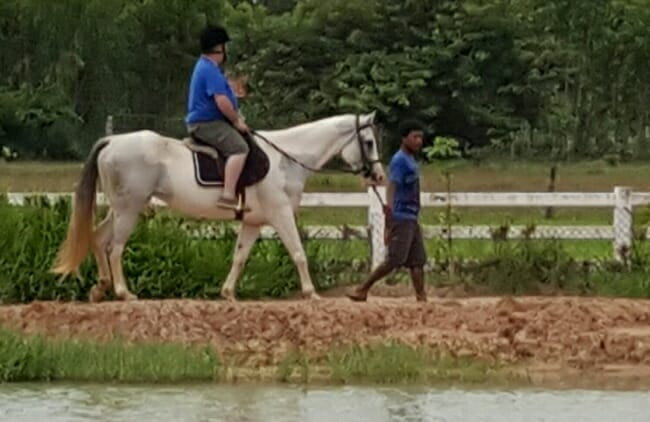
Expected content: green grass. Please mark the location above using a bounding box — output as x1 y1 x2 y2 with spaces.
273 342 512 386
303 238 616 262
4 159 649 228
0 161 82 192
325 342 498 385
4 159 650 192
306 159 650 193
0 328 221 383
3 161 650 302
297 206 625 226
0 327 513 386
3 191 650 303
7 158 647 230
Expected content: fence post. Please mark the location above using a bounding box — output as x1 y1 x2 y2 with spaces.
613 186 633 263
105 115 113 135
367 185 387 270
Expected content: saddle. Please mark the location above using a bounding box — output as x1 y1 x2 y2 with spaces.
183 131 270 219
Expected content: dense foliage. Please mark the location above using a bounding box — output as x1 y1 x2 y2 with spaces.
0 197 365 302
2 0 650 160
1 196 650 303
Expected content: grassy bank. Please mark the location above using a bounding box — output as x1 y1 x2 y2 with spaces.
277 342 506 386
0 327 512 386
0 328 221 383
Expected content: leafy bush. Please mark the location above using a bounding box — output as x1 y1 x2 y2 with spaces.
0 197 366 303
2 195 649 303
423 136 462 161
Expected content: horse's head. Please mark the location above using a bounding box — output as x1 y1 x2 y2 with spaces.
340 112 386 185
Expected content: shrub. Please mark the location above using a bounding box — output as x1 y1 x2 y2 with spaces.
0 197 366 302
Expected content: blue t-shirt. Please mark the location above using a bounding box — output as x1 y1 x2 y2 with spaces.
185 56 238 124
389 149 420 221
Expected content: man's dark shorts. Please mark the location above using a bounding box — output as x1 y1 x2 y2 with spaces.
385 219 427 269
187 120 249 158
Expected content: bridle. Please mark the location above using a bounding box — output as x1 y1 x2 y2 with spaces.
251 114 382 179
350 114 383 179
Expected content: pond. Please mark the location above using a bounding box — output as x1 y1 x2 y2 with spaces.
0 383 647 421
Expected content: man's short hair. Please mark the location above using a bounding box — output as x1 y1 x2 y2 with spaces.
398 119 425 138
200 24 230 53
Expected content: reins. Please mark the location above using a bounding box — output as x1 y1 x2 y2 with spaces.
250 114 381 178
249 114 386 207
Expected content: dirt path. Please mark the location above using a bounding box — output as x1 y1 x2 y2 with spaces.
1 295 650 386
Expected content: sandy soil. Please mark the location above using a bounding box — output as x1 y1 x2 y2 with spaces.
1 294 650 387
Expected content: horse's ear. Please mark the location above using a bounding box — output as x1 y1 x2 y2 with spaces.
366 110 377 123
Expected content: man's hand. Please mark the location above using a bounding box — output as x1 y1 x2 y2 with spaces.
234 117 250 134
228 77 248 99
383 225 391 246
383 205 391 245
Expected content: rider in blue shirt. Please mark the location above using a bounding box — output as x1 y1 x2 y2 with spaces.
347 119 427 302
185 25 250 211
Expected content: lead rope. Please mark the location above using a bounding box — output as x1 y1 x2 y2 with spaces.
370 184 386 208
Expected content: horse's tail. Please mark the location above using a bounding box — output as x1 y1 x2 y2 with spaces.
51 137 110 276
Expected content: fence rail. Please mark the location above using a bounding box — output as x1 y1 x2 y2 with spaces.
5 186 648 268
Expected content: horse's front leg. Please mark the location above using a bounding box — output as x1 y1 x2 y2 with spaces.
221 222 261 301
270 206 320 300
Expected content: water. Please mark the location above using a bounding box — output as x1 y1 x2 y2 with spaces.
0 383 647 422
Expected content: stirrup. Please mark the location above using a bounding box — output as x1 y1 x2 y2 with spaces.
216 196 239 210
235 194 250 213
217 194 250 213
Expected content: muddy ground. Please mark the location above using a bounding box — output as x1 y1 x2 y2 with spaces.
1 290 650 387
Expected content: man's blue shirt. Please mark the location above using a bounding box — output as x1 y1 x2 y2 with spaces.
389 149 420 221
185 56 238 124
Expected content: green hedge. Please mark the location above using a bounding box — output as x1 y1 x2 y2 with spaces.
2 196 650 303
0 197 367 303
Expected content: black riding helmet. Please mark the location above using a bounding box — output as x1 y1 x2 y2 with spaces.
200 24 230 54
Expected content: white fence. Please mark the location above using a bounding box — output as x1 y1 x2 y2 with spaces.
6 186 648 268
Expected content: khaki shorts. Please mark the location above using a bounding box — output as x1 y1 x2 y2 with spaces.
385 219 427 269
187 120 249 158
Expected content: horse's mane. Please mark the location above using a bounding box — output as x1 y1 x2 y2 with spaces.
256 114 353 142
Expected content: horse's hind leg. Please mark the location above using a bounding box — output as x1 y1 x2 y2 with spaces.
106 206 143 301
89 211 114 303
97 147 159 301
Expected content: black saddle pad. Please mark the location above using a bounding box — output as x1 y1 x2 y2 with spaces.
191 132 270 191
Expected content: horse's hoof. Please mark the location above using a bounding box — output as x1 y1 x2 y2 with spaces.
89 286 105 303
303 290 321 300
221 289 236 302
117 291 138 301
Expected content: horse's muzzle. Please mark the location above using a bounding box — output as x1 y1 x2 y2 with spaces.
367 167 386 186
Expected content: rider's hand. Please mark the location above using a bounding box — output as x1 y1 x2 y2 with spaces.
234 117 250 134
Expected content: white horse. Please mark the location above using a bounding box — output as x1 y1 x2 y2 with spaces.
51 112 386 302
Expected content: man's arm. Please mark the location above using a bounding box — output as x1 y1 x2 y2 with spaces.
206 68 248 132
215 95 241 124
385 155 404 215
214 94 249 133
385 181 396 214
382 181 396 245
